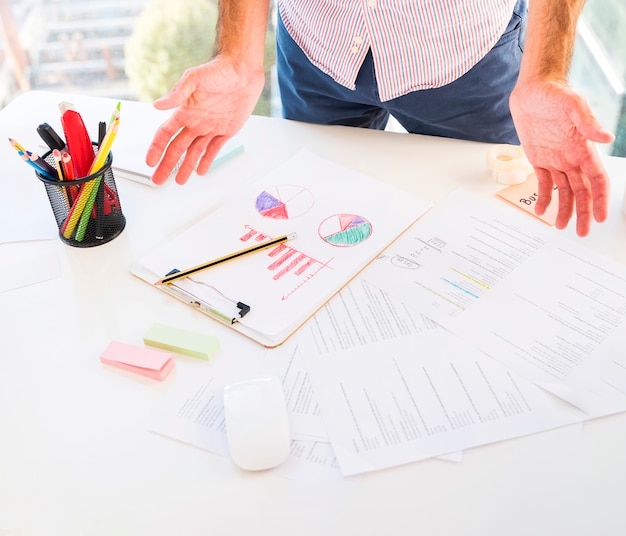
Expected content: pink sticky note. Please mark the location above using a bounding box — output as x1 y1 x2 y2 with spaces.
100 341 175 381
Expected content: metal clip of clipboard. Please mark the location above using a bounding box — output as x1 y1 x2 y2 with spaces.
161 273 250 326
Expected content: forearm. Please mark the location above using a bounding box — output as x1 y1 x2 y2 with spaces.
518 0 586 84
215 0 271 72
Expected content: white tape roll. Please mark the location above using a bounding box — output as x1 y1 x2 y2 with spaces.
487 144 533 185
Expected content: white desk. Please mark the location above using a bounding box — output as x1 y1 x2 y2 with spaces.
2 90 626 535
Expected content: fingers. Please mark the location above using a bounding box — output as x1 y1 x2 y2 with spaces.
196 136 228 176
146 69 201 175
534 167 554 216
174 135 231 184
149 130 224 186
535 164 607 237
552 172 575 231
150 127 194 185
580 149 611 224
564 96 611 235
173 135 212 185
146 118 183 168
173 153 196 185
537 168 578 232
589 172 610 224
560 169 592 237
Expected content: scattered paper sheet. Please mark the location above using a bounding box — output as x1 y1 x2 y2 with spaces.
366 189 626 417
297 329 585 476
149 273 456 476
150 375 231 457
299 276 440 352
149 372 341 478
1 159 58 244
0 245 60 293
261 343 327 441
148 189 626 478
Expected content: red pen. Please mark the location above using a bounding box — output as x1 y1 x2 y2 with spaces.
59 102 95 178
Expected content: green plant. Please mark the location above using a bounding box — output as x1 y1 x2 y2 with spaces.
124 0 276 116
124 0 218 102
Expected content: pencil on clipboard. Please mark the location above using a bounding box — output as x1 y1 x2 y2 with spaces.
156 233 297 286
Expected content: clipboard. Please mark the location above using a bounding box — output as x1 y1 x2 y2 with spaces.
131 150 432 347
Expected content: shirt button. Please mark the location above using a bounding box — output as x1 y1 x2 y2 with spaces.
350 45 359 54
368 0 377 7
353 36 363 45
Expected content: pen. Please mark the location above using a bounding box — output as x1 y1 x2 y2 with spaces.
37 122 66 151
95 121 106 239
98 121 106 147
156 233 298 286
97 117 120 214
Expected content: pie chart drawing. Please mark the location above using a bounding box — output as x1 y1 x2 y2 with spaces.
255 185 314 220
319 214 372 247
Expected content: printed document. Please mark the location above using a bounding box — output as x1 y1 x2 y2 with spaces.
365 189 626 416
296 329 585 476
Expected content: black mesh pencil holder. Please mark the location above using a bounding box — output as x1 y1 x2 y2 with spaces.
35 146 125 247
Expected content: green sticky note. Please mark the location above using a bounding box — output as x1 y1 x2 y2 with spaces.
143 323 219 360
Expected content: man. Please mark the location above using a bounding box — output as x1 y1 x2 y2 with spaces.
146 0 614 237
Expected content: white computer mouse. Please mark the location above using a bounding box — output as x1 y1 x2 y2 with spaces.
223 376 291 471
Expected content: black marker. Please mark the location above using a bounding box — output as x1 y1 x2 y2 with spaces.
36 122 66 151
97 121 106 147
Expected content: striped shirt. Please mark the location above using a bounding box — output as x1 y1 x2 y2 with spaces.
279 0 518 102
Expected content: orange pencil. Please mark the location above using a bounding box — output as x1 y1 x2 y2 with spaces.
61 150 79 203
61 151 75 181
51 149 71 207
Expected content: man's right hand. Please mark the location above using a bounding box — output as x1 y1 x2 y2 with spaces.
145 56 265 185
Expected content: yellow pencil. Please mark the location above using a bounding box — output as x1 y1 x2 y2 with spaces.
62 117 119 240
51 149 65 180
8 138 27 153
108 101 121 128
156 233 297 285
89 116 119 175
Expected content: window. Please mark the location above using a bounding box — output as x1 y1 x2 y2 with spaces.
570 0 626 157
0 0 277 114
1 0 624 156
